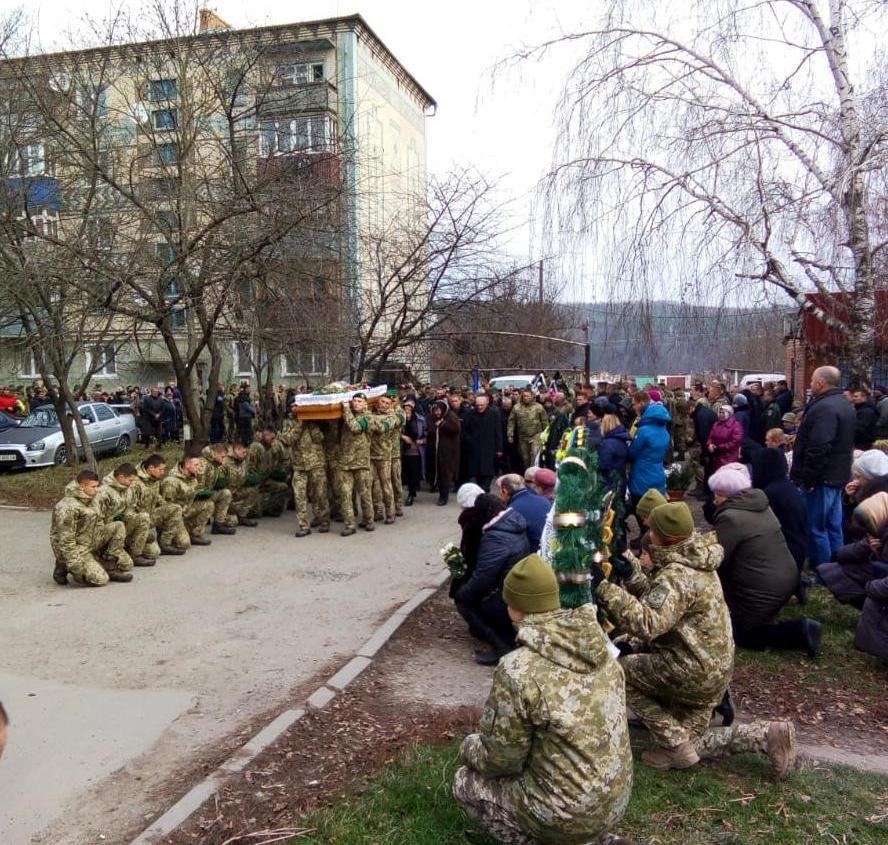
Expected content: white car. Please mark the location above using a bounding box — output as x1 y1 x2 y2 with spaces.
0 401 138 470
488 374 540 392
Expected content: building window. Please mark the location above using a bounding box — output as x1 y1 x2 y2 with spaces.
282 347 326 376
148 79 178 101
87 216 113 250
169 307 186 329
87 345 117 376
277 62 324 86
156 142 178 165
155 210 180 232
152 109 178 131
6 143 45 177
17 348 39 378
259 116 331 157
156 242 176 265
234 341 253 377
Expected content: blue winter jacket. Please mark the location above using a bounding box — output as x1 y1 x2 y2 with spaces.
507 487 550 552
597 424 631 481
627 403 671 496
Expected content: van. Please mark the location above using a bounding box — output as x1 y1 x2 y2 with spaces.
739 373 785 389
489 374 537 392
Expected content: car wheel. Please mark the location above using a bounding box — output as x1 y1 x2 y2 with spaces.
54 445 68 466
116 434 132 456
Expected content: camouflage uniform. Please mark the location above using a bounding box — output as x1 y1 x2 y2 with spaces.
92 474 141 570
387 406 406 515
507 400 549 468
247 439 291 516
50 481 129 586
324 421 343 519
160 463 215 542
671 394 689 461
132 464 186 554
280 417 330 531
339 404 376 530
455 605 632 845
223 386 237 441
227 451 260 526
370 409 397 522
595 531 735 751
199 448 234 526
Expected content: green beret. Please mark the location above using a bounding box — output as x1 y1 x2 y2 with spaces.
648 502 694 544
503 553 560 614
636 488 668 521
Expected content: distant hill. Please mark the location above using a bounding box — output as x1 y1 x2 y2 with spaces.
564 300 790 374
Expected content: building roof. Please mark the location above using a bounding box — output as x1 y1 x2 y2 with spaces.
1 13 436 111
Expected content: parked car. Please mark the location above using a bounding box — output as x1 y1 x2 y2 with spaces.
489 374 539 392
0 402 138 470
0 411 20 432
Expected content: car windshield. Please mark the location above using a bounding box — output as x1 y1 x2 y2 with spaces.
20 408 59 428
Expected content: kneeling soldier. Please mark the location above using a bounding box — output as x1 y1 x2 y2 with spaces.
248 428 291 517
132 454 187 556
50 470 133 586
227 440 260 527
200 442 236 535
94 463 152 568
161 450 215 547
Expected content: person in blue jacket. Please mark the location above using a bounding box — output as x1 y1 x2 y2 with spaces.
627 391 671 511
597 411 631 493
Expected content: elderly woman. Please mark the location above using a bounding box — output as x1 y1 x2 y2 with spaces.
709 463 822 657
706 405 743 472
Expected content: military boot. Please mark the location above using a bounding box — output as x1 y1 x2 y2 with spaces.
295 528 311 538
641 741 700 771
132 556 157 567
238 517 259 527
318 524 330 534
190 535 212 546
211 522 236 535
108 571 134 583
160 545 187 556
53 560 68 586
340 526 356 537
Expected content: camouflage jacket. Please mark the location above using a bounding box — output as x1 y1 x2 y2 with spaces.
596 531 734 694
247 439 290 479
507 400 549 442
369 410 398 461
93 473 131 523
324 420 341 463
50 481 99 559
385 406 406 460
132 465 166 515
279 418 326 471
161 463 201 508
226 454 248 489
340 405 380 470
199 448 229 489
461 605 632 843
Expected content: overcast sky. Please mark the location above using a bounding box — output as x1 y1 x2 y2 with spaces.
26 0 585 261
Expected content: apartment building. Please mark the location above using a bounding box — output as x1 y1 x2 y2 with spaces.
0 10 435 389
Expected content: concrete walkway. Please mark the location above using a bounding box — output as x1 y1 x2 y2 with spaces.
0 499 457 844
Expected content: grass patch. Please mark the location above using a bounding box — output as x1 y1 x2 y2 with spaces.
0 443 183 508
293 740 888 845
734 587 885 693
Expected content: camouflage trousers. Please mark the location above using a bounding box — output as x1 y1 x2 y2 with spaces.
60 522 131 587
371 459 395 521
339 467 373 530
183 499 215 540
209 489 232 525
623 653 729 749
122 510 151 558
230 486 261 525
453 767 625 845
390 456 403 514
327 463 342 517
253 479 290 517
518 437 539 470
155 502 188 549
695 721 771 760
293 467 329 530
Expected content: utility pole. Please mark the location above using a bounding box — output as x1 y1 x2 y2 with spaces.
538 259 544 368
583 322 591 387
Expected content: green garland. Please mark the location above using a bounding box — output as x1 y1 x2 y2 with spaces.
551 446 607 608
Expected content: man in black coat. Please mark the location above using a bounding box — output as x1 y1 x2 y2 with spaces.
852 388 878 450
790 366 856 567
462 393 502 492
774 379 793 414
141 387 166 447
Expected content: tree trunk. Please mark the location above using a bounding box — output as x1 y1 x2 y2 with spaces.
56 382 97 472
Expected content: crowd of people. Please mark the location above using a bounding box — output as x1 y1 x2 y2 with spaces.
440 365 888 845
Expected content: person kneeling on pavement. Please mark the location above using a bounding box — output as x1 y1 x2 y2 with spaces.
593 502 796 775
708 463 822 657
454 553 636 845
454 493 529 666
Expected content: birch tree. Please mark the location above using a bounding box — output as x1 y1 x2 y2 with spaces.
540 0 887 387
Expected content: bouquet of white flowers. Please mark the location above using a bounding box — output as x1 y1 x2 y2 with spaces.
440 541 466 580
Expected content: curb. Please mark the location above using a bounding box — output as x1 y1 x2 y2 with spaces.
129 570 449 845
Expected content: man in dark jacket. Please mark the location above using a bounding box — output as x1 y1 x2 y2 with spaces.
455 494 529 665
774 379 793 415
852 388 878 450
791 366 856 567
496 474 549 552
760 389 783 442
750 448 807 572
141 387 166 446
462 394 503 492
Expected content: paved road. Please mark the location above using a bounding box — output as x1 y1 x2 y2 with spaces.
0 499 456 844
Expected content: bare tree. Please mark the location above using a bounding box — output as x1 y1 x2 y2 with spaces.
537 0 887 387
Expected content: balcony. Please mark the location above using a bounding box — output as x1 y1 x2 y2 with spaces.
259 81 337 117
257 151 341 190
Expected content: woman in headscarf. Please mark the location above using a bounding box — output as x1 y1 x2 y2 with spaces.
709 463 821 657
426 399 461 505
706 404 743 471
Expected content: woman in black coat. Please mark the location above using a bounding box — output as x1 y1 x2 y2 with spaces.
454 493 529 665
750 448 807 571
855 575 888 663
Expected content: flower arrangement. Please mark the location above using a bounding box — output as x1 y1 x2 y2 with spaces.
666 460 697 492
440 542 466 580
